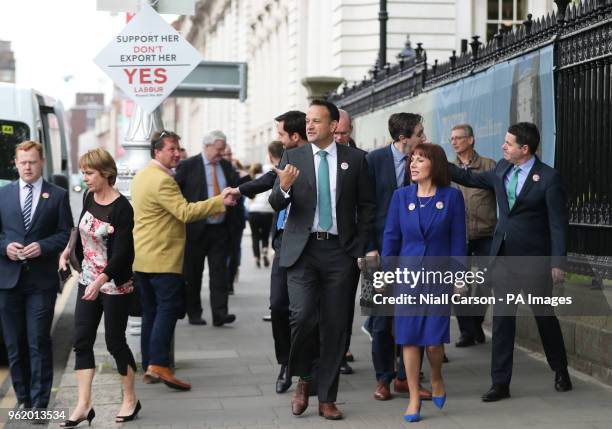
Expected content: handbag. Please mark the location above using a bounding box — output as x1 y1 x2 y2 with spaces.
128 281 142 317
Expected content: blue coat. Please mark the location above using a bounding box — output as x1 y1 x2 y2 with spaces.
0 180 73 291
381 185 466 346
382 185 466 259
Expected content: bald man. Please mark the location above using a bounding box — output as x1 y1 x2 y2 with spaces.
334 109 357 148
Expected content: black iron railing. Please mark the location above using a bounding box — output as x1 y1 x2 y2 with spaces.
329 0 612 269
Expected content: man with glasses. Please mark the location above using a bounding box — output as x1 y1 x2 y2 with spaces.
449 124 497 348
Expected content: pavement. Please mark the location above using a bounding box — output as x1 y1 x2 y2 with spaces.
50 237 612 429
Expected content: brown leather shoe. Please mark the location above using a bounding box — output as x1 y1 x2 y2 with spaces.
393 378 408 393
392 379 432 400
291 379 309 415
146 365 191 391
318 402 343 420
419 385 432 401
142 373 160 384
373 381 391 400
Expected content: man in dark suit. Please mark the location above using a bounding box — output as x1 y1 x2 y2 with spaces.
364 112 432 401
0 140 72 409
175 130 240 327
232 111 309 394
449 122 572 402
269 100 375 420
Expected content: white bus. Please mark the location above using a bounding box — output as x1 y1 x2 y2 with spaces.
0 83 69 189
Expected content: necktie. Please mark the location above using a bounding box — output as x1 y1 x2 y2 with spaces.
276 208 287 231
402 155 410 187
317 151 332 231
23 183 33 230
507 166 520 210
211 163 220 196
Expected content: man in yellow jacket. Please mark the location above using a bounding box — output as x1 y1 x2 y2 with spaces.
131 130 237 391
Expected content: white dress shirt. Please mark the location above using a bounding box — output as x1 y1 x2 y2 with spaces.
311 142 338 234
19 176 43 225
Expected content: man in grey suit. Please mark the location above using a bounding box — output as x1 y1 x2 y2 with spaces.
269 100 375 420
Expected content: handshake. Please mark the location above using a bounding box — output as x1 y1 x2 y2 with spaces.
221 187 241 206
219 164 302 206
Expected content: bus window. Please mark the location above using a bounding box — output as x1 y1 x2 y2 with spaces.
0 120 30 187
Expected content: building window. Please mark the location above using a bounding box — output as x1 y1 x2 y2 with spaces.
486 0 528 41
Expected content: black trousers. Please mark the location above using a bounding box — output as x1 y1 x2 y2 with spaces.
0 276 55 408
456 237 492 338
343 261 361 356
73 284 136 376
270 233 290 365
183 224 230 320
248 212 273 259
287 236 355 402
490 261 568 386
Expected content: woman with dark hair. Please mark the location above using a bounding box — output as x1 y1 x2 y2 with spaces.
382 143 466 423
59 148 140 426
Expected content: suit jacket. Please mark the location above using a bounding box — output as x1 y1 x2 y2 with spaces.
0 180 73 291
449 156 567 268
268 143 375 268
381 185 466 259
175 154 242 242
239 169 276 198
131 162 225 274
365 144 403 253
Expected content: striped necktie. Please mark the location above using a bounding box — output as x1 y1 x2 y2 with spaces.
23 183 34 230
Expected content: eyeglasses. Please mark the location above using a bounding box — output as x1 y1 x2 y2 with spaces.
449 135 470 143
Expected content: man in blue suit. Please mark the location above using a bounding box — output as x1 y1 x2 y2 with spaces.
364 113 431 401
0 140 72 409
449 122 571 402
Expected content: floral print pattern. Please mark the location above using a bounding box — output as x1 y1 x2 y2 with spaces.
78 211 133 295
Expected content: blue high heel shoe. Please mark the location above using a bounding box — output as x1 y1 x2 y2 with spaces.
432 393 446 409
403 402 422 423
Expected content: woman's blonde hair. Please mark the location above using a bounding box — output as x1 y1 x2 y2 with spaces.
79 148 118 186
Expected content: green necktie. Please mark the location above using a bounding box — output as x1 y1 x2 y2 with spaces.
317 150 332 231
507 166 520 210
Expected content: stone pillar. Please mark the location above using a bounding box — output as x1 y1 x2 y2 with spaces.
300 76 344 102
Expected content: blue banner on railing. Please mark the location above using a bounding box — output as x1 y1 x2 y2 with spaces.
354 45 555 165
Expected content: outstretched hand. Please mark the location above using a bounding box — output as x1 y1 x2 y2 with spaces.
221 187 240 206
273 164 300 192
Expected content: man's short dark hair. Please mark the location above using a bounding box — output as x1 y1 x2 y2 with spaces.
275 110 307 141
388 113 423 141
310 99 340 122
507 122 540 154
268 141 284 160
150 130 180 158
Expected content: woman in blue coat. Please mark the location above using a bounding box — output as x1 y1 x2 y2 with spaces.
382 143 466 422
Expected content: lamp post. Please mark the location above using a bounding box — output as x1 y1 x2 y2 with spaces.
378 0 388 70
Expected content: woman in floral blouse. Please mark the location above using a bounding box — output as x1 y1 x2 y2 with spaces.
59 148 140 426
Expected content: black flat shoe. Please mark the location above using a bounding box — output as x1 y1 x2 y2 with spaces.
60 408 95 428
213 313 236 327
339 361 353 375
188 316 207 326
116 400 142 423
275 364 292 394
455 335 476 348
555 369 573 392
481 385 510 402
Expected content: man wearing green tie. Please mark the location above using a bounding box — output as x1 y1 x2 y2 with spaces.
449 122 571 402
269 100 375 420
